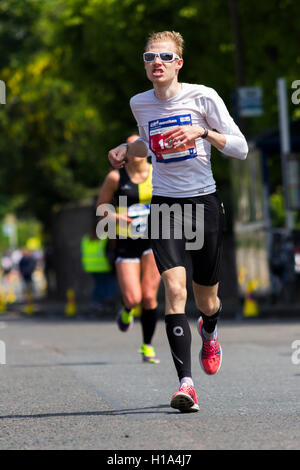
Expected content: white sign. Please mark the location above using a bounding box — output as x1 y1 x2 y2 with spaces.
2 222 15 237
238 86 263 117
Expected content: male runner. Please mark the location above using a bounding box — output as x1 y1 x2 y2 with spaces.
108 31 248 412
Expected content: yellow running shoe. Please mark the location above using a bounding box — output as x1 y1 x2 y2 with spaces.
116 307 134 332
139 343 160 364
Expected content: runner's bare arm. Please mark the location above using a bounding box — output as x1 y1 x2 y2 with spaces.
97 170 120 207
96 170 131 223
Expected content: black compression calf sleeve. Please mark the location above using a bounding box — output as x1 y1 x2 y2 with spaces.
165 314 192 381
201 301 222 334
141 307 158 344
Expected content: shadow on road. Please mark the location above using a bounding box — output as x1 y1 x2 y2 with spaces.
7 362 109 368
0 404 178 420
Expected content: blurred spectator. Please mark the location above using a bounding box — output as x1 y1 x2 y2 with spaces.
80 224 117 314
270 233 294 303
1 251 13 277
11 249 22 267
19 248 37 293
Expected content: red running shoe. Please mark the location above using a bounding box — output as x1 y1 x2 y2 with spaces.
170 383 199 413
197 318 222 375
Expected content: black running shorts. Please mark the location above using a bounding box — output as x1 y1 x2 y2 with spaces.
115 237 153 263
149 192 225 286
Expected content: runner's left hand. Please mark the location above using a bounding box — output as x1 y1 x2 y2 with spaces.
162 125 205 149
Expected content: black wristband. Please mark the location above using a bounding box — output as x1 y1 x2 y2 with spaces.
201 128 209 139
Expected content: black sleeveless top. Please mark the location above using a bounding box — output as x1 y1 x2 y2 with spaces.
114 165 152 239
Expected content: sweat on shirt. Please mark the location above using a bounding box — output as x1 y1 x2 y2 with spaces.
129 83 248 198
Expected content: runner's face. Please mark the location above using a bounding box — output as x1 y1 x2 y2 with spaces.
127 154 143 165
144 41 183 84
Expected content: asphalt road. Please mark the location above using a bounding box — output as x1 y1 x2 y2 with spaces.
0 311 300 451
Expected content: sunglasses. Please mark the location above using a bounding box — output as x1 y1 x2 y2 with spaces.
143 51 181 63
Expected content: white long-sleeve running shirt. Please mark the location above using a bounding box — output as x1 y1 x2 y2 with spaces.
130 83 248 198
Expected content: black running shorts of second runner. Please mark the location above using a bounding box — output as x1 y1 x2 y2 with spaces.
115 237 152 263
148 192 225 286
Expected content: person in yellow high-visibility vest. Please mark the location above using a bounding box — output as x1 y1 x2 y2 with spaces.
81 228 116 313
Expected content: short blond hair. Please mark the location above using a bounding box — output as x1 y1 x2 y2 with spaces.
146 31 184 57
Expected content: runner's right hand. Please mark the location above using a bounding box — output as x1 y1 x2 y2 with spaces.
117 212 133 224
108 145 127 168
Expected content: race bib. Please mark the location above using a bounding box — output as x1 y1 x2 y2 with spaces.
149 114 197 163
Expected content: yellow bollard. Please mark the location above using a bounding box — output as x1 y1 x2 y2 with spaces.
243 280 259 317
65 289 77 317
6 289 16 304
238 266 246 289
0 289 7 314
24 289 35 315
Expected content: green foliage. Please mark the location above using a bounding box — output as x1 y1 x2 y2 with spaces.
270 187 285 227
0 216 41 252
17 218 42 249
0 46 104 224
